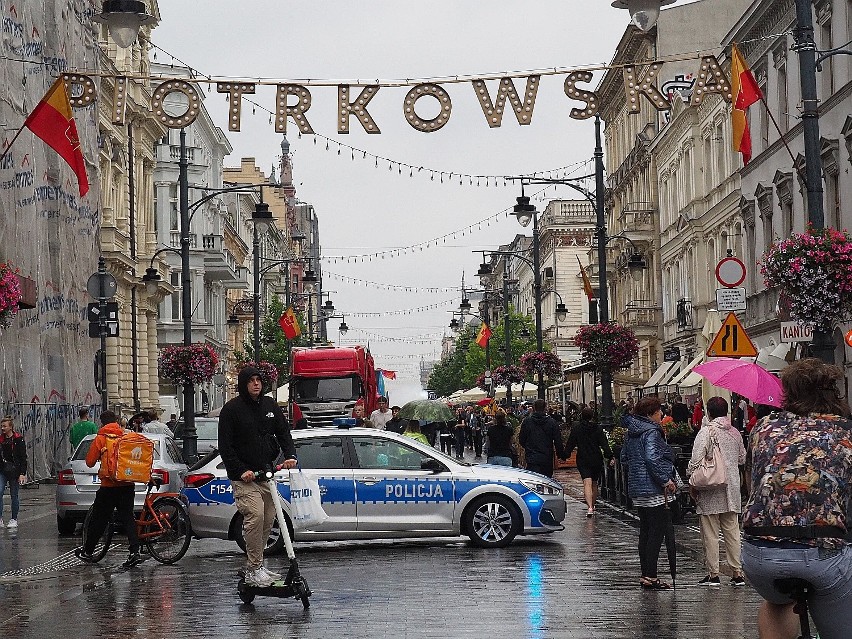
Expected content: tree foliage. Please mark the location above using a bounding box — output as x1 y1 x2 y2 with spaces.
237 297 310 386
428 309 541 396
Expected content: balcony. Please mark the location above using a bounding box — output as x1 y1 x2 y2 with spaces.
169 231 197 248
201 234 240 281
676 298 694 333
621 299 660 341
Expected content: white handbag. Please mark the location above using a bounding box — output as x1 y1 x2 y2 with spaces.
689 429 727 490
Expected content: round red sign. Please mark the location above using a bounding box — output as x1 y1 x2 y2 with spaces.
845 330 852 348
715 257 746 288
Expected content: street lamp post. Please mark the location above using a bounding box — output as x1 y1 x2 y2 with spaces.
791 0 851 364
510 116 646 427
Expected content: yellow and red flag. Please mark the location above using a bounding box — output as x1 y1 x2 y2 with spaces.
474 322 491 348
578 256 596 300
24 77 89 196
278 306 301 340
731 44 762 166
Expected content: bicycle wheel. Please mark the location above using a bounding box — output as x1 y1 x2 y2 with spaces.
144 497 192 564
82 505 113 563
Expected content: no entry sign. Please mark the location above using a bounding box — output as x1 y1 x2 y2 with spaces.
715 257 746 288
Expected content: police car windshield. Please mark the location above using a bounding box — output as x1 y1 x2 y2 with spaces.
294 377 359 402
426 441 473 466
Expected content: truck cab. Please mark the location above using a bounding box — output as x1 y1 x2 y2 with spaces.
290 345 379 428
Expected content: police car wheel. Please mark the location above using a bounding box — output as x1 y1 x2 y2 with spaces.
464 495 521 548
233 513 287 556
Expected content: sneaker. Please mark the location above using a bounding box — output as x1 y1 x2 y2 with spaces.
75 548 96 563
122 551 143 568
731 575 746 587
698 575 721 586
0 519 4 528
6 519 17 529
260 566 282 581
245 568 274 588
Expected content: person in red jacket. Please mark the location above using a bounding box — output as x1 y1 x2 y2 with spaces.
75 410 142 568
692 399 704 429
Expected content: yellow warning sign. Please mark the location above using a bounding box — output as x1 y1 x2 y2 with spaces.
707 312 757 357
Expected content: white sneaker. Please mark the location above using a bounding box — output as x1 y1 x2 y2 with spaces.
6 519 17 529
0 519 4 528
245 568 274 588
260 566 281 581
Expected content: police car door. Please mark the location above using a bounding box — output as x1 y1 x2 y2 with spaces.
288 435 356 535
350 435 454 532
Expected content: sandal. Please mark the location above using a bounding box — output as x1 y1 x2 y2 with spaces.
640 578 671 590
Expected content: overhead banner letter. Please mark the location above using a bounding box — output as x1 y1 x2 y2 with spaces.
338 85 381 134
471 76 539 128
275 84 315 135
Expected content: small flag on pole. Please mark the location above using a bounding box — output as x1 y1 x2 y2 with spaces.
474 322 492 348
578 256 596 300
731 44 762 166
278 306 301 339
24 77 89 196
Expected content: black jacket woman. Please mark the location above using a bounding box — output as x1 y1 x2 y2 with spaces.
0 416 27 529
565 407 614 517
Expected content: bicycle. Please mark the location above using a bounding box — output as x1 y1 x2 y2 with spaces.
774 578 816 639
81 476 192 565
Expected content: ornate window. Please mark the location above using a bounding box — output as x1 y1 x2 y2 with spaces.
773 171 794 238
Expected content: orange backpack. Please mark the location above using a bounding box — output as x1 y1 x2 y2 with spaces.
102 432 154 483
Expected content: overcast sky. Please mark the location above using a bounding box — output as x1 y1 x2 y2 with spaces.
152 1 634 404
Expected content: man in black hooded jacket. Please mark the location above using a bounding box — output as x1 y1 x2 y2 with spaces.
519 399 566 477
219 366 297 587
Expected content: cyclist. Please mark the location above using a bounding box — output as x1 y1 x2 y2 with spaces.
219 366 297 588
741 358 852 639
75 410 142 568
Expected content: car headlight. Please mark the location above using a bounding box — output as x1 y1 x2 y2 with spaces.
520 479 563 497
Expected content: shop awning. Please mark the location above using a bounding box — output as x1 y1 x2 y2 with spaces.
642 360 680 389
668 355 704 388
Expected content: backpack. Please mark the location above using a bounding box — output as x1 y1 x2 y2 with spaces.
102 432 154 483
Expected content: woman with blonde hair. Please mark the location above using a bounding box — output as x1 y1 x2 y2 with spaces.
0 416 27 529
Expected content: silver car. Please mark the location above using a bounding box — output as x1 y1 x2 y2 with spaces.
55 432 188 535
182 427 566 551
173 417 219 456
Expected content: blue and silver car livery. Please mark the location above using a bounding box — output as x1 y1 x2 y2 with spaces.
182 427 566 550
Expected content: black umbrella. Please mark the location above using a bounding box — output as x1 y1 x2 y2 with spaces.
664 492 678 589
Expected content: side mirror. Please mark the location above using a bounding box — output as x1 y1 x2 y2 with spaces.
421 458 444 474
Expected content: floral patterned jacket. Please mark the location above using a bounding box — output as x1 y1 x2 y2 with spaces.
742 411 852 549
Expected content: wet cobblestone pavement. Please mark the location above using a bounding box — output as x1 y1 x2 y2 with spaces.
1 469 762 638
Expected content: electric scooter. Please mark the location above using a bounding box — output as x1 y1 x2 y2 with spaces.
237 469 312 608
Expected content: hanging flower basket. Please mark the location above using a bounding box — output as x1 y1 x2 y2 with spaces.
159 344 220 386
0 262 22 328
236 360 279 393
759 227 852 330
519 351 562 380
574 323 639 371
492 365 526 387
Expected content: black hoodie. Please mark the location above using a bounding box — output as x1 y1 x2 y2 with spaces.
519 411 566 468
218 366 296 481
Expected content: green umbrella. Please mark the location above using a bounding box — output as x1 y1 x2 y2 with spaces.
397 400 455 423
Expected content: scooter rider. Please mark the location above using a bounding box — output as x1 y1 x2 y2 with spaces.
219 366 298 588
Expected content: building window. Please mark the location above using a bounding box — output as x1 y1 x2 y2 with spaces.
704 135 713 195
818 7 834 96
169 184 179 231
777 64 789 134
170 271 181 321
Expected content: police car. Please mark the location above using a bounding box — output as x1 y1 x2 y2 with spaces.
182 426 566 550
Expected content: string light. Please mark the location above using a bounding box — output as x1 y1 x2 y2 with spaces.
323 271 461 293
347 298 458 317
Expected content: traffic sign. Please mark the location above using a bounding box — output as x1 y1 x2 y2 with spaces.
88 321 119 338
86 271 117 300
707 312 757 357
87 302 119 323
781 322 814 343
845 330 852 348
715 257 746 288
716 287 747 312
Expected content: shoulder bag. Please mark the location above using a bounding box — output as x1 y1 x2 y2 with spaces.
689 427 727 489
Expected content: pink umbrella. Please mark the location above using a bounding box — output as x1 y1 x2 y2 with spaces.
693 358 784 407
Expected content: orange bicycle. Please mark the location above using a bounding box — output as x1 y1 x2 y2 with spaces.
81 477 192 565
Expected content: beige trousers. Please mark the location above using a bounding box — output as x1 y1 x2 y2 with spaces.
233 480 276 570
699 511 742 576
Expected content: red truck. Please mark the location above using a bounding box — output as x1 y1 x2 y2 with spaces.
289 345 380 428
